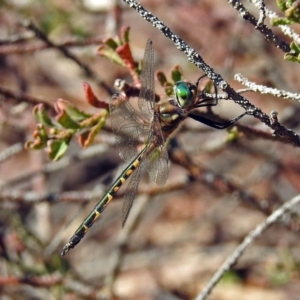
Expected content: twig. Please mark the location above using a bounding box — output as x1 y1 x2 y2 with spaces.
235 73 300 101
249 0 300 44
0 31 34 45
228 0 291 53
0 143 23 164
0 273 62 287
256 0 266 25
20 20 114 96
168 138 270 214
195 194 300 300
169 137 300 238
0 36 105 55
3 143 110 188
0 85 53 110
122 0 300 147
103 195 149 297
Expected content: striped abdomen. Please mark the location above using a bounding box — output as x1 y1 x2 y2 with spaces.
61 146 147 256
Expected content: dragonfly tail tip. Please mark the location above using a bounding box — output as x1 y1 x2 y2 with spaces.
61 244 71 256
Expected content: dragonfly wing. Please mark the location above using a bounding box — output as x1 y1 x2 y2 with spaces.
110 93 149 162
122 160 144 227
145 145 169 187
138 39 155 122
145 114 169 186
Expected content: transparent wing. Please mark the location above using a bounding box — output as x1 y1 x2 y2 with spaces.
122 160 145 227
145 144 169 187
145 115 169 186
138 39 155 122
110 93 150 162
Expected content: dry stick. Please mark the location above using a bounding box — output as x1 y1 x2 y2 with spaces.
256 0 266 25
0 37 106 55
122 0 300 146
228 0 291 53
64 278 99 299
250 0 300 44
0 31 34 45
0 273 63 287
0 86 53 110
20 20 114 96
169 137 300 238
235 73 300 101
0 143 23 164
102 195 149 298
168 140 269 214
4 143 110 188
195 194 300 300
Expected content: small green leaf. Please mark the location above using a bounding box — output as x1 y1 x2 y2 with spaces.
80 116 106 148
47 140 69 161
165 84 174 97
36 124 48 141
56 99 91 121
33 104 54 127
122 27 130 43
56 109 81 129
277 0 288 11
25 140 45 150
226 128 240 142
104 38 119 50
271 17 294 25
97 45 125 67
284 53 300 62
171 66 183 83
290 41 300 53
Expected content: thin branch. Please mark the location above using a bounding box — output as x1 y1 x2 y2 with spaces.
228 0 291 53
235 73 300 101
20 20 114 96
0 85 53 110
103 195 149 297
0 31 34 45
122 0 300 147
3 143 110 188
0 273 63 287
249 0 300 44
0 143 23 164
195 194 300 300
0 36 105 55
256 0 266 25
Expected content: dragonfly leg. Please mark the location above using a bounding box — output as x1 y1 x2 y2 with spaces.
195 74 220 108
189 112 247 129
193 75 247 129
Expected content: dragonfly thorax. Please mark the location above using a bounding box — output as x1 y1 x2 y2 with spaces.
156 99 187 136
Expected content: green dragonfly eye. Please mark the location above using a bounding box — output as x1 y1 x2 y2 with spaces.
174 81 195 108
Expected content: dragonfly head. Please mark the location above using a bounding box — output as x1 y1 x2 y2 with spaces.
173 81 197 109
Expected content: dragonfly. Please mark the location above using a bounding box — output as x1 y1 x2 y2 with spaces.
61 39 246 256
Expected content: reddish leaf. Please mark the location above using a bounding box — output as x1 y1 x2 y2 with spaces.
116 43 136 74
82 82 109 109
120 26 130 43
78 130 90 148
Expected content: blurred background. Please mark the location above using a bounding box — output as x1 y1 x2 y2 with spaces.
1 0 300 299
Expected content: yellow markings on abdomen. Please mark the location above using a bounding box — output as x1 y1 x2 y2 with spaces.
94 210 100 220
61 145 149 256
82 225 88 234
125 169 134 177
132 159 141 168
